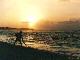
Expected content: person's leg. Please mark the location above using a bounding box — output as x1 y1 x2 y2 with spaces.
21 37 26 46
14 39 17 45
19 39 22 46
22 40 26 45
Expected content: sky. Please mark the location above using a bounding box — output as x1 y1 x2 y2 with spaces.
0 0 80 29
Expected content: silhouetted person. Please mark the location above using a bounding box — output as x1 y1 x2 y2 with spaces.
14 31 26 46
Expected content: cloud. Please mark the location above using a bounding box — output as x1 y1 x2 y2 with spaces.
35 19 80 31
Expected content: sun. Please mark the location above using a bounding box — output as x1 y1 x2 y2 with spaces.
27 15 38 28
20 6 43 28
28 16 36 23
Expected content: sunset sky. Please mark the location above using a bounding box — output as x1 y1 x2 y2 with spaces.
0 0 80 29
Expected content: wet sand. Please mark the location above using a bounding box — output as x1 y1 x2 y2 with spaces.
0 41 70 60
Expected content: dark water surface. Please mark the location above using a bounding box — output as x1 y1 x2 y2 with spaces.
0 30 80 59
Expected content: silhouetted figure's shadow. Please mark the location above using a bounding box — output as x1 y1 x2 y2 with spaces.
14 31 26 46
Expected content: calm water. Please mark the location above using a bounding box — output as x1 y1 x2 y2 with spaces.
0 30 80 54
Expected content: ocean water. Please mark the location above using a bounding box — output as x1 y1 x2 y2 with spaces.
0 30 80 58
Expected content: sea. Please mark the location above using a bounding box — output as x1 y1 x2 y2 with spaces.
0 30 80 59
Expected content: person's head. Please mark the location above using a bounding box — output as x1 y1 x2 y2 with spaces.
19 30 23 33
